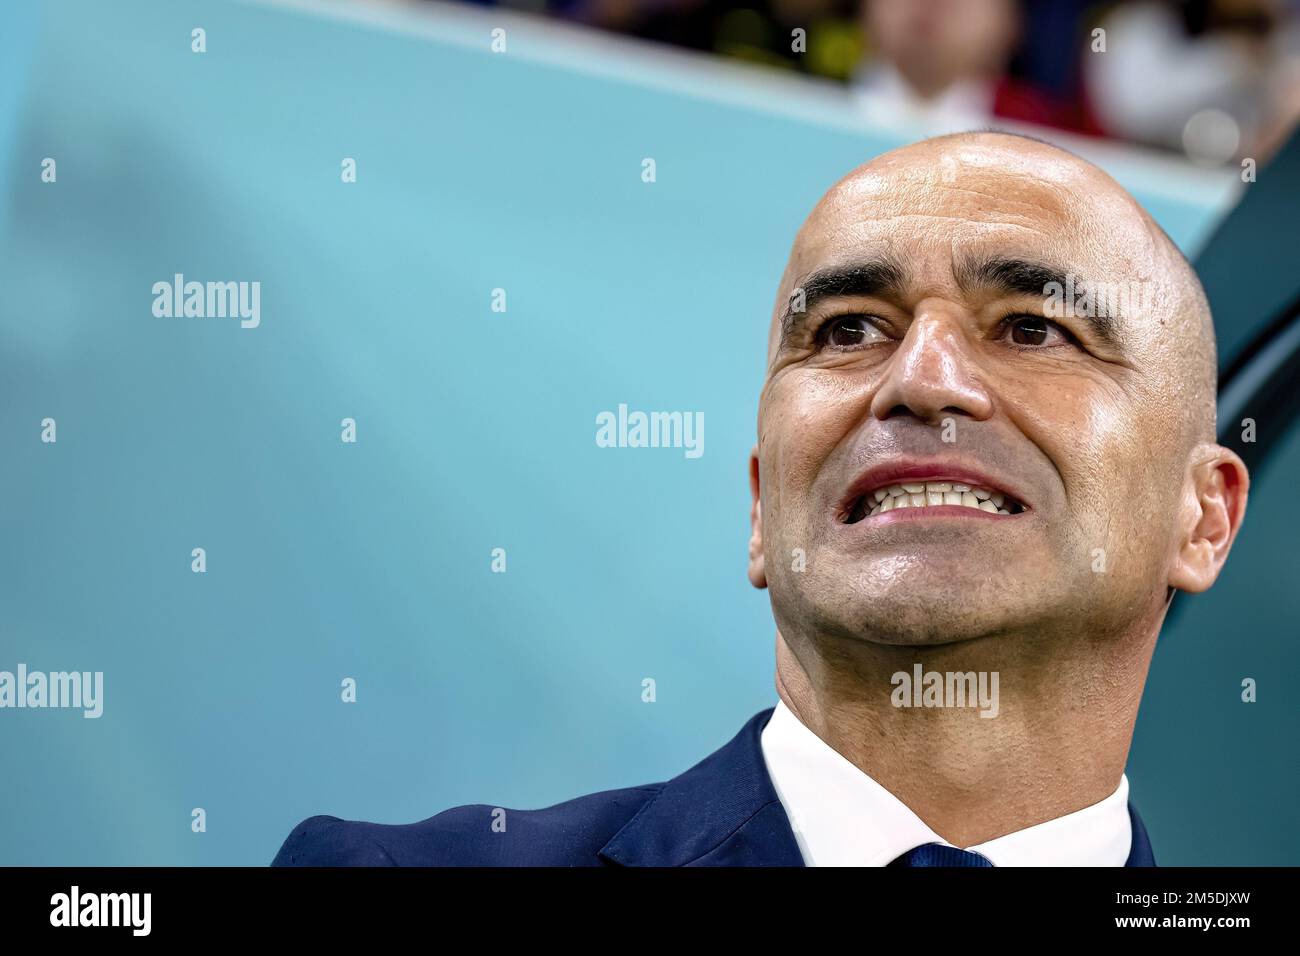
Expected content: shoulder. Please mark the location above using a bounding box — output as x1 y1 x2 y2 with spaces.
271 784 664 867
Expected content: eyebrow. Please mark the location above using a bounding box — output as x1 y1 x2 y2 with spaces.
779 255 1124 351
957 256 1122 347
779 256 907 344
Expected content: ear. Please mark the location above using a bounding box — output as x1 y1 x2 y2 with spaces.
1168 444 1249 593
747 445 767 589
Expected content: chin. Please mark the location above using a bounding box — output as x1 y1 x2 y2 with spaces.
847 611 998 647
823 586 1042 647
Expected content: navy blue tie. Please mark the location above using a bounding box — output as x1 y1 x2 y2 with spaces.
889 842 995 867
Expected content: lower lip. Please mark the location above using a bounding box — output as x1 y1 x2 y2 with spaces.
850 505 1023 524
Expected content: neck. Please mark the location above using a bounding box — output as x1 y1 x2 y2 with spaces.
772 617 1161 847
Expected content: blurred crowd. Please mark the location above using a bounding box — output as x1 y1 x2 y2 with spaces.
446 0 1300 164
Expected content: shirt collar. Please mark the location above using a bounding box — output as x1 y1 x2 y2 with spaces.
759 699 1132 866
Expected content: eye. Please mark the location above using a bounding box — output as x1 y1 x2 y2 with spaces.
1004 315 1070 348
820 314 887 350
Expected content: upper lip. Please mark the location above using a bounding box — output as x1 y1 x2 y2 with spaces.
836 459 1031 521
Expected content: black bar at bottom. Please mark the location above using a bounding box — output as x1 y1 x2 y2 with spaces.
0 865 1281 941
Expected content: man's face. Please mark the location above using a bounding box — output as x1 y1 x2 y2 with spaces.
753 136 1203 646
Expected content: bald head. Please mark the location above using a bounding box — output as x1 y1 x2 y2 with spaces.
769 131 1217 445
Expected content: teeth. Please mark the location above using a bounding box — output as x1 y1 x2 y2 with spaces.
857 480 1021 520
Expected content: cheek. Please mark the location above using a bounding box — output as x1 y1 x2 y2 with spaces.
761 372 870 526
1004 373 1144 521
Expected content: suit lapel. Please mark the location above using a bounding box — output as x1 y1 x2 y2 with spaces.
599 706 1158 867
598 707 804 866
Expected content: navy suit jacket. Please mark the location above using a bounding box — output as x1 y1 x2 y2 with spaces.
272 707 1156 866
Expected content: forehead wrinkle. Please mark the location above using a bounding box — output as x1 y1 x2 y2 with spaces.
826 212 1061 237
828 146 1082 208
793 172 1093 285
822 183 1067 231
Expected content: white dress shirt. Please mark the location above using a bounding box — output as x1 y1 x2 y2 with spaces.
849 63 997 135
760 699 1132 866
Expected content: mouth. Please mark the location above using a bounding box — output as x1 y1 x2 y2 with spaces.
839 468 1029 525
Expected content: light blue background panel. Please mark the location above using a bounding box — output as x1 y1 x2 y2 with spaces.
0 0 1289 865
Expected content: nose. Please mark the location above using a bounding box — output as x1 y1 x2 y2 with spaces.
870 303 993 425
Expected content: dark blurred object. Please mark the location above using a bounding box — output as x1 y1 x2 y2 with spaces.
562 0 864 80
1198 121 1300 387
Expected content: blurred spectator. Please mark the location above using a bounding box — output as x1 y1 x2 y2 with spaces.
850 0 1103 135
1085 0 1300 164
